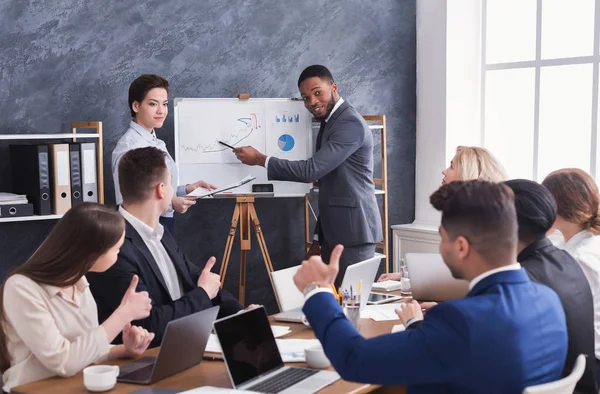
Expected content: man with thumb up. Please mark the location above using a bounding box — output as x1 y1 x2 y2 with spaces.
88 147 242 347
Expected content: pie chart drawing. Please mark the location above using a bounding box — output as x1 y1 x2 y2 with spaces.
278 134 295 152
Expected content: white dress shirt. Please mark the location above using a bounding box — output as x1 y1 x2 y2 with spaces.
119 206 183 301
264 97 345 170
2 275 110 392
559 229 600 358
112 121 187 218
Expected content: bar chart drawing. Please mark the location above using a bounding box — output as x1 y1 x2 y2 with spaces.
275 113 301 123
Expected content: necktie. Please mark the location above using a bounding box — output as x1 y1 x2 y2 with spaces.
316 120 326 151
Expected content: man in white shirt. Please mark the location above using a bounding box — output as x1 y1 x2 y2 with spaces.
291 180 568 393
88 147 242 346
233 65 382 286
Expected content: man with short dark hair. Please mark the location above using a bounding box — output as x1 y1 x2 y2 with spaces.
292 180 567 393
233 65 382 286
88 147 242 346
506 179 597 394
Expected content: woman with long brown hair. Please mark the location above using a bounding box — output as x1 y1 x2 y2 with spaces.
542 168 600 384
1 203 153 392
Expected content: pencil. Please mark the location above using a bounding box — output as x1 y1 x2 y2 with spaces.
357 280 362 295
218 140 236 150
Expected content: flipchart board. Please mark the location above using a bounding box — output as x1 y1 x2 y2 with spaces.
174 98 313 196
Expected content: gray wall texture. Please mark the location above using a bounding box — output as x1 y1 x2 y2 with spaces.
0 0 416 313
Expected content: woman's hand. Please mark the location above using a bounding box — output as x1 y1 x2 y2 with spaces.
122 323 155 357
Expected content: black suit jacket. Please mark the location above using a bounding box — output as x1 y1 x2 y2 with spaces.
87 220 242 347
518 237 597 394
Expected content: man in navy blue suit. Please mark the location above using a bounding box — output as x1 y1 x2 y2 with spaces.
294 180 568 394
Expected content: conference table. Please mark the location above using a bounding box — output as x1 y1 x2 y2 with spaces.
11 310 408 394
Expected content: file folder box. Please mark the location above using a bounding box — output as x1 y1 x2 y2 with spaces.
0 203 34 218
69 144 84 206
80 142 98 203
49 144 72 215
9 144 52 215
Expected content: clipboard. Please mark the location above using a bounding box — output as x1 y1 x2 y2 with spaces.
186 175 256 199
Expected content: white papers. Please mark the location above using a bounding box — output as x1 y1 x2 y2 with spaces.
180 387 256 393
0 192 28 205
187 175 256 198
271 325 292 338
360 304 402 321
371 280 402 292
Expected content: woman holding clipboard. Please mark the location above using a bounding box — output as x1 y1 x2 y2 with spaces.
112 74 216 232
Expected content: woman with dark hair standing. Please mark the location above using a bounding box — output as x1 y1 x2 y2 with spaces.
543 168 600 384
0 203 154 392
112 74 216 233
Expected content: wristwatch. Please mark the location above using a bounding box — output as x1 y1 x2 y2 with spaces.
303 282 320 296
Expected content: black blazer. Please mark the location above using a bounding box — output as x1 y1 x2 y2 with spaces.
87 220 242 347
518 237 597 394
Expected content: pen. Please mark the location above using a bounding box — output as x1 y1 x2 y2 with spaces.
218 140 236 150
203 355 223 361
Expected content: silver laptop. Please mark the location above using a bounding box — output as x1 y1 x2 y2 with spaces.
274 255 382 323
405 253 469 301
117 306 220 384
214 306 339 394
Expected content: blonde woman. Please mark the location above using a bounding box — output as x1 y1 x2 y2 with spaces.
378 146 507 282
441 146 507 184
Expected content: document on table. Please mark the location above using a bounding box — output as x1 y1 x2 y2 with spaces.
360 304 403 321
186 175 256 198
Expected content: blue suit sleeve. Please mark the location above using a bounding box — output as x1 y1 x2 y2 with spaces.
267 117 364 183
303 292 470 386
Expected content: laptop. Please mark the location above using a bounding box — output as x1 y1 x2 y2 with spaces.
117 306 220 384
405 253 469 301
214 306 339 394
274 255 382 323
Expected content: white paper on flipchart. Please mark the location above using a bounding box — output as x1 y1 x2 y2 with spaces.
360 304 402 321
83 148 96 184
180 387 256 393
56 151 70 186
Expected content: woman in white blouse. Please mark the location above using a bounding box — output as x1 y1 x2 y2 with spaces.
0 203 154 392
542 168 600 383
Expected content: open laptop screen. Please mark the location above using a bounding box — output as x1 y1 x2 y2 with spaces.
214 307 283 387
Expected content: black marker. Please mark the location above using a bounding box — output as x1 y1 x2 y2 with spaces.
218 140 236 150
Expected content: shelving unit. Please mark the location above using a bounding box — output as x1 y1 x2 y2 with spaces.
0 121 104 223
304 115 390 272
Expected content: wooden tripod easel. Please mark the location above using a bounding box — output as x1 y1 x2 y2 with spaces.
219 195 280 307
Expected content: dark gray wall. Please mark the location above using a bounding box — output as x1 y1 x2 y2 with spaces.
0 0 416 313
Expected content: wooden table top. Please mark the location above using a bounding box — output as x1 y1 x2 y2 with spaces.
12 307 407 394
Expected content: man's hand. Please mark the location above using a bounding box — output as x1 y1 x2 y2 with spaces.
294 244 344 293
394 300 424 326
197 257 221 299
420 301 438 314
172 196 196 214
377 272 401 282
122 323 155 357
305 241 320 260
119 275 152 321
233 146 267 166
185 180 217 195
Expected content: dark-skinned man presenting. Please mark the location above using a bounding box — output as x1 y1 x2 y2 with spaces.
233 65 382 286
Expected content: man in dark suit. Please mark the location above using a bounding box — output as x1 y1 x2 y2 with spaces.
293 180 567 394
506 179 597 394
234 65 383 286
88 147 242 346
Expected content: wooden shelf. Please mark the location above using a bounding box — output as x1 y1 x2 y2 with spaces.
0 133 100 140
0 214 62 223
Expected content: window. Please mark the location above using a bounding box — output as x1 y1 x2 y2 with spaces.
482 0 598 181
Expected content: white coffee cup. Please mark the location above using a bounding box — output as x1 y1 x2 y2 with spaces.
305 344 331 369
83 365 119 392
